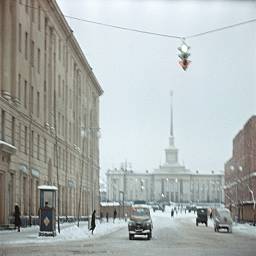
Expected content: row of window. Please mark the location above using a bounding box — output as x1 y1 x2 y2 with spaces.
1 108 91 177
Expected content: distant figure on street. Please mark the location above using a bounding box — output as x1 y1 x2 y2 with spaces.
89 210 96 234
113 209 117 223
100 212 103 223
106 212 109 223
14 204 21 232
171 209 174 218
210 210 213 219
45 201 49 208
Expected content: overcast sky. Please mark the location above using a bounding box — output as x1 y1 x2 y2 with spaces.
57 0 256 178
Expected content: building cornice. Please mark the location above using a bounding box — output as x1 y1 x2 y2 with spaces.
47 0 104 96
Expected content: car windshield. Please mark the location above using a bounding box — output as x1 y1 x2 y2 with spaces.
197 209 207 214
131 208 150 217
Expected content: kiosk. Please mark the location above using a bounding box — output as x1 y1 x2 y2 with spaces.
38 185 58 236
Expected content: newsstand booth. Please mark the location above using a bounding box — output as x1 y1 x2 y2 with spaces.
38 185 58 236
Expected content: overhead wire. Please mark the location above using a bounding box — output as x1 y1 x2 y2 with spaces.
16 0 256 41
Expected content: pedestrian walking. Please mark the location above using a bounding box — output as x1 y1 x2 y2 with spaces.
113 209 117 223
89 210 96 234
100 212 103 223
171 209 174 218
106 212 109 223
14 204 21 232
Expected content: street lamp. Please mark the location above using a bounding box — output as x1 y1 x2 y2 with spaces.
119 191 124 219
77 126 86 227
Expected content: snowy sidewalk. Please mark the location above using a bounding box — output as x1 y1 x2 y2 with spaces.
0 219 127 245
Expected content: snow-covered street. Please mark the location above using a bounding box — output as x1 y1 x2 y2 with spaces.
1 208 256 256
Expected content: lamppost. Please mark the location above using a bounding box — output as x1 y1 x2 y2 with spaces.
77 126 86 227
119 191 124 218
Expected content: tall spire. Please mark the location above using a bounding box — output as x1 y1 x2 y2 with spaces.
169 91 175 146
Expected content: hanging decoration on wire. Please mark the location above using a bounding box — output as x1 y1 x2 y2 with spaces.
17 0 256 71
177 39 191 71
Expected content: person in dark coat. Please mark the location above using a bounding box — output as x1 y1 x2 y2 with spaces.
100 212 103 223
106 212 109 223
171 209 174 218
113 209 117 223
14 204 21 232
89 210 96 234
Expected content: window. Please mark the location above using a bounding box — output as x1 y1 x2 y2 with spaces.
24 126 28 154
69 122 71 142
12 117 15 146
62 80 65 102
31 0 35 22
31 130 34 157
37 48 40 73
25 0 29 13
37 91 40 118
18 23 22 52
62 115 64 136
1 110 5 140
38 5 41 30
30 86 34 113
24 80 27 108
25 32 28 60
58 75 61 97
18 123 21 151
58 112 61 134
44 138 47 163
18 74 21 100
59 39 61 61
31 40 34 66
37 134 40 160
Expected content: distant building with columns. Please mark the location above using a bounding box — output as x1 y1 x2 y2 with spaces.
106 92 224 204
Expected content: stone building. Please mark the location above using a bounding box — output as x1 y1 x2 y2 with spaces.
0 0 103 226
224 116 256 222
106 93 224 205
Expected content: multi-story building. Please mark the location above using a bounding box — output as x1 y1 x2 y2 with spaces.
224 116 256 222
0 0 103 226
106 94 224 205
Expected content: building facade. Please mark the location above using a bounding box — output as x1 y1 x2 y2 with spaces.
0 0 103 225
106 94 224 205
224 116 256 222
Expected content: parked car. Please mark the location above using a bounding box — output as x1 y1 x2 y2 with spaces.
152 204 164 212
128 205 153 240
196 208 208 226
213 208 233 233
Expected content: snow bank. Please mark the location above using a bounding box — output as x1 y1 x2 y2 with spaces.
0 220 126 245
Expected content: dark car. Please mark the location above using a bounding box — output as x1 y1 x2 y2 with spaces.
152 204 164 212
196 208 208 226
128 205 153 240
213 208 233 233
